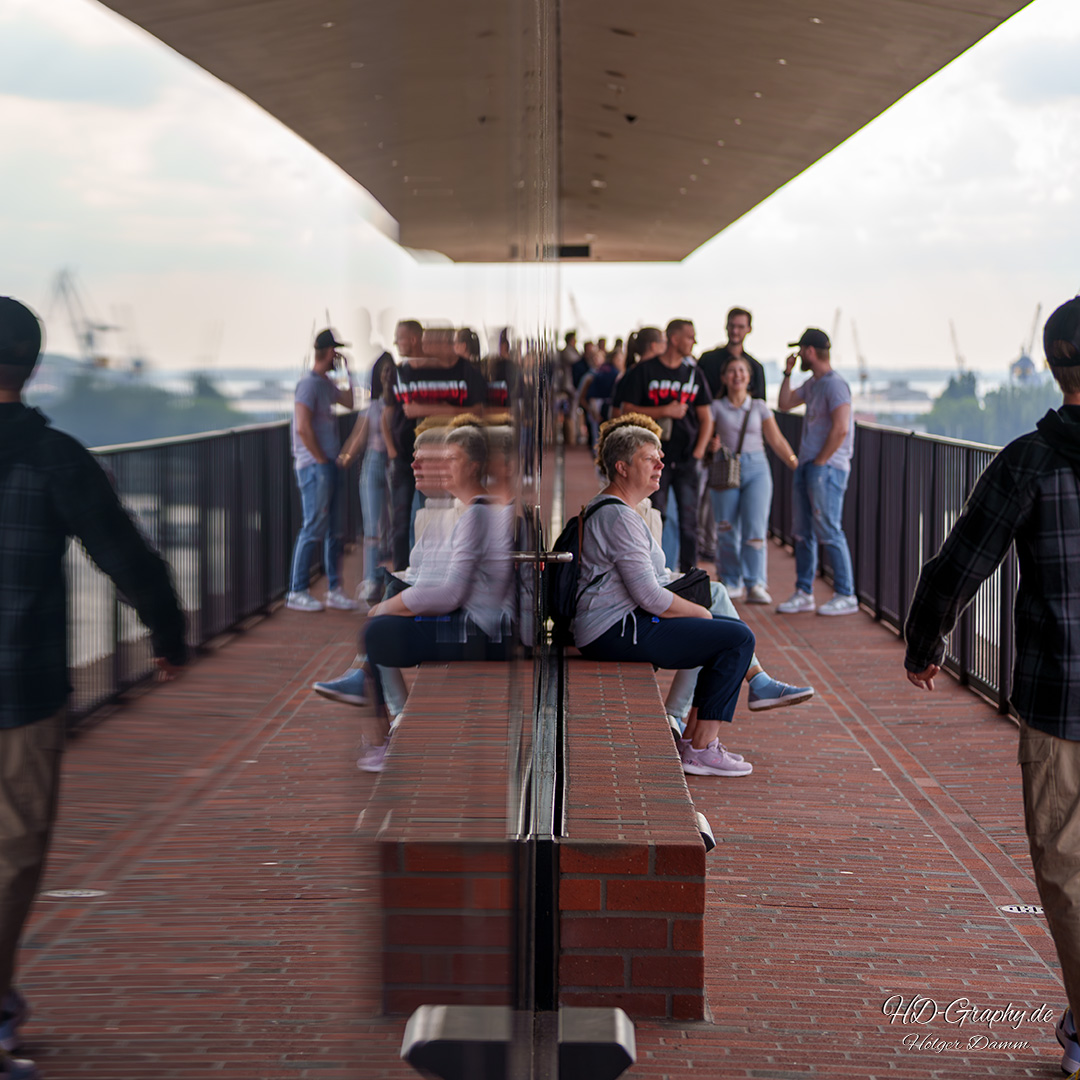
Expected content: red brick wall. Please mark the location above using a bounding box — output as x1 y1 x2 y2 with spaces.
358 663 518 1015
561 661 707 1020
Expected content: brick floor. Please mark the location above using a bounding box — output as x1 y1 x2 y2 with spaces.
14 456 1068 1076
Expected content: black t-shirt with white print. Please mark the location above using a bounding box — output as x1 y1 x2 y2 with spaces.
612 356 713 463
389 357 488 458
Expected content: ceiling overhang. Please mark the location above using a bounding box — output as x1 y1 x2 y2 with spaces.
99 0 1033 261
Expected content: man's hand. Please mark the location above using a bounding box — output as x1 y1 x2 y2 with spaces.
665 401 688 419
155 657 183 682
906 664 940 691
692 447 706 460
402 402 423 419
783 353 797 377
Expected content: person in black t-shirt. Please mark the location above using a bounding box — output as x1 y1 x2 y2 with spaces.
385 324 488 570
698 307 766 401
612 319 713 570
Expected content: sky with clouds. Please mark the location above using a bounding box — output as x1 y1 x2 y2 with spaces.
2 0 1079 376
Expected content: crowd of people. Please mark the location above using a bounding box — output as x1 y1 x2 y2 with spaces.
288 310 864 779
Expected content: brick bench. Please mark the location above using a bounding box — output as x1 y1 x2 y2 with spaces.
359 657 706 1022
560 659 707 1021
358 662 516 1016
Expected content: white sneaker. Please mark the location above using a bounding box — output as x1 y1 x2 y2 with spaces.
286 590 324 612
746 584 772 604
776 590 815 614
725 585 746 601
325 587 360 611
817 592 859 616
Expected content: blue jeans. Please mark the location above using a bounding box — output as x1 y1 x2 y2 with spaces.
653 457 705 572
289 463 344 592
793 463 854 596
711 450 772 590
580 612 754 723
359 449 389 584
665 582 762 719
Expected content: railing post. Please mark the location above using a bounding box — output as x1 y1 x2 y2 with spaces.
999 547 1017 714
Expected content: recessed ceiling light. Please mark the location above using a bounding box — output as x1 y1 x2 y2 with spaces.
391 159 398 167
716 140 725 147
810 17 822 24
350 62 364 69
753 91 763 99
590 178 607 189
701 158 710 165
322 21 334 28
778 58 788 65
679 187 687 195
689 174 697 181
734 118 742 125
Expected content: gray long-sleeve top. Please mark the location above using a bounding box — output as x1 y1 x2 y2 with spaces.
572 495 674 647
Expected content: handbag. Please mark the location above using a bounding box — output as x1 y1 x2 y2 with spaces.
707 404 752 491
666 567 713 609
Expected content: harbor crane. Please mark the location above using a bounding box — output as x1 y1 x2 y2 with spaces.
851 320 868 396
48 269 117 366
949 319 965 373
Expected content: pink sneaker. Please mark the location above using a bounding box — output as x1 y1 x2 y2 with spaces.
677 737 744 762
356 741 388 773
682 739 753 777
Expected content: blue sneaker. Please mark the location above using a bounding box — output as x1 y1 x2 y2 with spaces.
312 668 368 706
0 990 29 1053
747 675 815 712
1058 1008 1080 1074
0 1052 37 1080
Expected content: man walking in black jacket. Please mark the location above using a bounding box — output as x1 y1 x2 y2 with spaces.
0 298 186 1078
905 296 1080 1079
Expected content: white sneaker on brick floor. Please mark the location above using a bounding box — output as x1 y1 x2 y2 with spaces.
776 590 815 614
325 586 360 611
725 585 746 601
817 592 859 616
681 738 752 776
286 590 324 612
745 584 772 604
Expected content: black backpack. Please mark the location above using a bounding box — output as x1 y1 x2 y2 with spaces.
547 496 622 645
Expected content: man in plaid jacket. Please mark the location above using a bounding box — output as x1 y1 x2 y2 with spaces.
0 298 186 1078
905 296 1080 1078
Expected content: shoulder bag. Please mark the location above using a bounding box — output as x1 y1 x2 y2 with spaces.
707 403 752 491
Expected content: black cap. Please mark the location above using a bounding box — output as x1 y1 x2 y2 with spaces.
787 328 831 350
0 298 43 368
314 327 349 351
1044 297 1080 367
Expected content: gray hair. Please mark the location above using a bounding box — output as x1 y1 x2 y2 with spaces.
446 423 488 472
598 424 660 481
414 426 447 450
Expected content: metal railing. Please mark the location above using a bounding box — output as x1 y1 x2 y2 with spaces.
67 416 361 721
770 413 1016 714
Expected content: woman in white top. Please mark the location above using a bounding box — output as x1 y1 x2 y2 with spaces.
355 422 514 770
708 357 798 604
573 416 756 777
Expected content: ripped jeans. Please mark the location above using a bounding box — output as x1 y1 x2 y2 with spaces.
793 462 854 596
710 450 772 590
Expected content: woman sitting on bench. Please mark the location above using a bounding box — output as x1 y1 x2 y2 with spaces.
356 420 514 771
573 415 756 777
